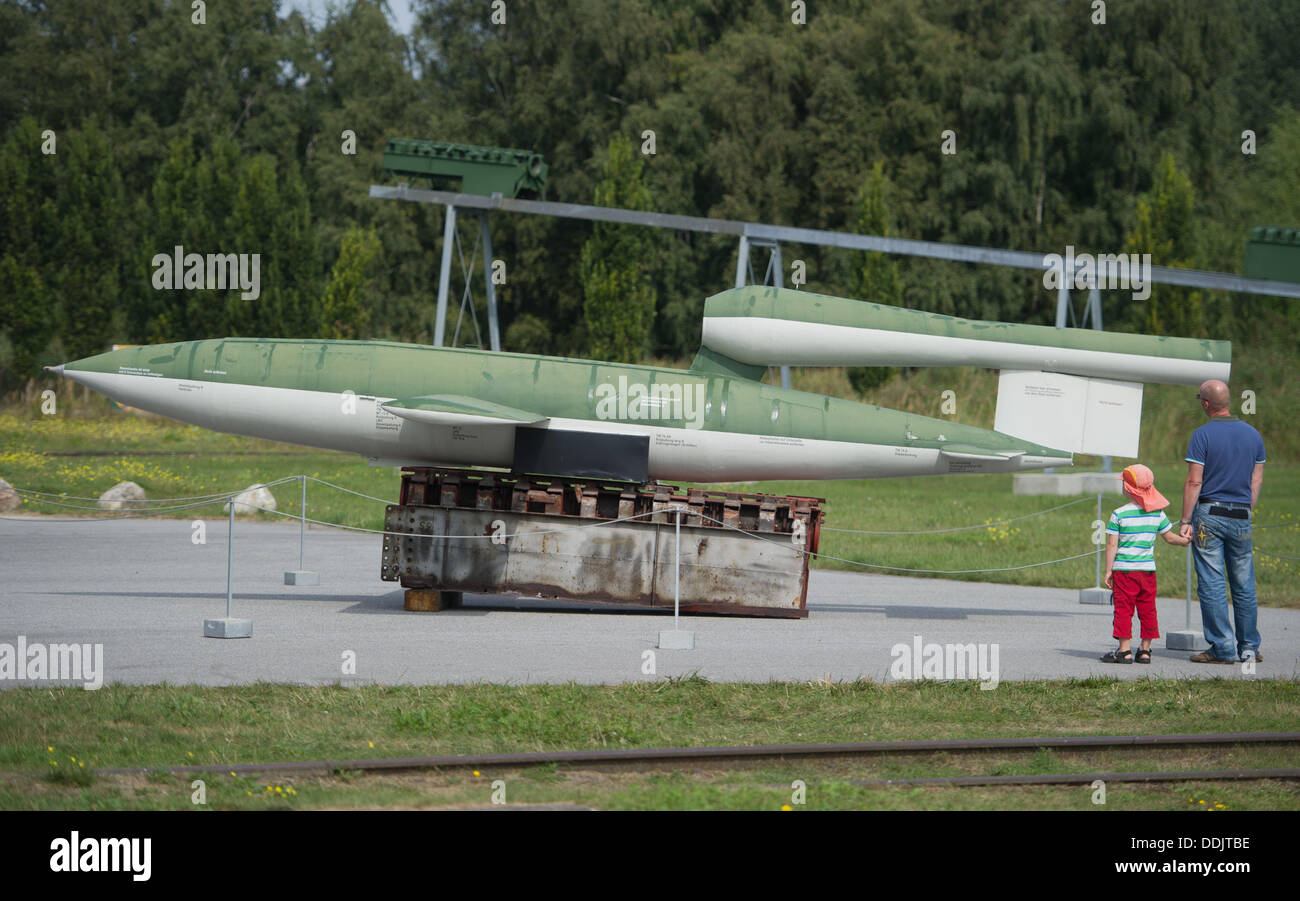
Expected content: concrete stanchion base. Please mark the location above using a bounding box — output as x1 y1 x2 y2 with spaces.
204 617 253 639
1014 472 1123 496
1078 588 1112 605
404 589 463 612
658 630 695 650
284 571 319 586
1165 631 1202 651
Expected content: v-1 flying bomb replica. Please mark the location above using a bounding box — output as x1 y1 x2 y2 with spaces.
50 286 1230 484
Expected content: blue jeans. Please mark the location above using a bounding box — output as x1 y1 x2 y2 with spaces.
1191 502 1259 661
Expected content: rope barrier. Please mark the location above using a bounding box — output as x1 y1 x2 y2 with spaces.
821 496 1094 535
1255 549 1300 562
217 498 1103 576
684 507 1099 575
8 474 303 504
4 484 673 541
233 500 672 541
4 477 1291 577
301 475 396 506
7 492 238 517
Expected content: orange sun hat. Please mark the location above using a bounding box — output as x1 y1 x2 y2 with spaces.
1122 463 1169 512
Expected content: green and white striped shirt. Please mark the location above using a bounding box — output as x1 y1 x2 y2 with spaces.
1106 503 1173 571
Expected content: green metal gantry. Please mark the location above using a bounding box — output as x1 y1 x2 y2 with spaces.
382 138 549 353
383 138 548 199
1245 226 1300 284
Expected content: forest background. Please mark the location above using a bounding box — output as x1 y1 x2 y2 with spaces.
1 0 1297 458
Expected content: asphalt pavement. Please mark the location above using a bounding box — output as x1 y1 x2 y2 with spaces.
1 517 1294 687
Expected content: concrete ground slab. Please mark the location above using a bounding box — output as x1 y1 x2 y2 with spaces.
1 518 1294 687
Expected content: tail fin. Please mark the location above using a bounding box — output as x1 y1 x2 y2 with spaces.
696 285 1229 458
688 346 766 381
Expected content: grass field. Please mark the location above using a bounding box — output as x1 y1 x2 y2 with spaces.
3 401 1297 811
2 679 1297 810
4 405 1297 605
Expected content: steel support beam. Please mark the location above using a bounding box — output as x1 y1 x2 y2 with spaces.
479 213 500 352
372 185 1300 299
735 234 791 388
1091 287 1112 473
433 203 500 352
734 235 750 289
766 241 790 390
1055 282 1113 473
434 204 457 347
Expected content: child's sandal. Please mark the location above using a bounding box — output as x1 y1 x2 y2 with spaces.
1101 649 1133 664
1134 649 1151 664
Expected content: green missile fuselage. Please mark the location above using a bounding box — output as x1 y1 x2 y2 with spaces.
57 337 1072 482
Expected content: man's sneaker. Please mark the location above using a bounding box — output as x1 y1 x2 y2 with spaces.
1189 651 1234 665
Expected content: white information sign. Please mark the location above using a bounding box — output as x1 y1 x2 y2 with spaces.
994 370 1143 457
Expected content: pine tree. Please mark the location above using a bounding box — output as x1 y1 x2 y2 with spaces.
579 136 656 363
854 161 902 306
227 153 321 338
0 118 58 380
320 226 381 340
131 136 233 342
54 120 127 361
848 161 901 395
1124 153 1201 336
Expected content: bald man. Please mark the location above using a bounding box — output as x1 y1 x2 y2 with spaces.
1177 380 1265 664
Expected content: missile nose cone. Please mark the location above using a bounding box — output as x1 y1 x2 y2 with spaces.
44 364 66 376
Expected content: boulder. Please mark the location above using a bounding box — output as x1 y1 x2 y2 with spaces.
0 478 19 512
226 484 277 516
98 481 148 511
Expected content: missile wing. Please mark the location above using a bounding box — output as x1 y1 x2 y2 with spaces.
937 446 1025 462
694 287 1231 458
381 395 549 427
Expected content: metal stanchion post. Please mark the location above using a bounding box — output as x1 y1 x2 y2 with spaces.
658 504 695 649
1079 491 1110 604
284 474 319 585
675 504 681 629
1095 492 1102 588
1166 532 1200 650
205 500 253 638
226 501 233 618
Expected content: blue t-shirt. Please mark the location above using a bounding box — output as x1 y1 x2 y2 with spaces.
1186 417 1265 505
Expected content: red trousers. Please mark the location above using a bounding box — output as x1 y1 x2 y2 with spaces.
1112 570 1160 640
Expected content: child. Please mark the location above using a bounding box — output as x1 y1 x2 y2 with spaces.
1100 464 1190 664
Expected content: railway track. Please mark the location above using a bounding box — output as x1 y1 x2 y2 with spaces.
100 731 1300 788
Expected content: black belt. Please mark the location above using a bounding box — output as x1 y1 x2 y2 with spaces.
1207 505 1250 520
